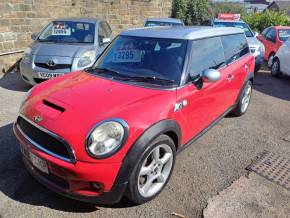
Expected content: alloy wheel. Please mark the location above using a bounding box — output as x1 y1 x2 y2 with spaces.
268 55 274 68
241 83 252 113
137 144 173 198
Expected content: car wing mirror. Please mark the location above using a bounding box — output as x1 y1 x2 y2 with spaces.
254 32 259 37
201 69 221 83
102 37 111 45
31 32 38 40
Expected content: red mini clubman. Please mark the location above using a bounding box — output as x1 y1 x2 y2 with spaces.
14 26 255 204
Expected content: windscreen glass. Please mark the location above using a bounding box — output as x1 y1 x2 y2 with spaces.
38 21 95 43
214 21 254 37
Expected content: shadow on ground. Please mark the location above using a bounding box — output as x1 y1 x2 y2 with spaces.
0 123 135 213
254 69 290 101
0 71 31 92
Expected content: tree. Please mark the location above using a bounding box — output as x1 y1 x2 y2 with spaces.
172 0 213 25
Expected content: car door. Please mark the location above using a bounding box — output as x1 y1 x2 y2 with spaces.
257 28 270 59
221 34 251 103
279 39 290 74
179 36 231 139
264 28 277 60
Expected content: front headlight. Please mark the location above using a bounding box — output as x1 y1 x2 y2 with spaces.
23 47 32 63
86 119 128 158
77 50 96 68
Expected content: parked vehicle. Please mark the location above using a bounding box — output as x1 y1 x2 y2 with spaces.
257 26 290 67
144 18 184 27
271 37 290 77
20 18 112 85
14 26 254 205
212 13 264 72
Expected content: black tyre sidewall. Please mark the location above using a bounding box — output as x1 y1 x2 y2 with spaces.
232 80 253 116
271 59 281 77
127 135 176 204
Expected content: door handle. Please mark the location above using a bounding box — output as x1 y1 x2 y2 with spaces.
227 74 235 81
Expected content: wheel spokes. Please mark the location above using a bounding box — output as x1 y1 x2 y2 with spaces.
160 153 172 165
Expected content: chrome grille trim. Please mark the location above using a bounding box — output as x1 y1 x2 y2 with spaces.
16 114 76 164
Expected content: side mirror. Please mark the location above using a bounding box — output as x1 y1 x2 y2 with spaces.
102 37 111 45
201 69 221 83
31 32 38 40
254 32 258 37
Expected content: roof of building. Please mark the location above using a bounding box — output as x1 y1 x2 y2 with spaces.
121 26 244 40
145 17 184 24
266 1 290 15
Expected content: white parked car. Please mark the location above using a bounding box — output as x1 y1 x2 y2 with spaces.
271 37 290 77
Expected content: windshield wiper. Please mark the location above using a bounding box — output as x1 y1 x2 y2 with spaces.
87 67 126 77
123 75 176 84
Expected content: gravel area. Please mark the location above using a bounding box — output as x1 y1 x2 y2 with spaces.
0 68 289 218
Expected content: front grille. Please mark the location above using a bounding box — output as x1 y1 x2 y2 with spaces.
17 116 75 162
34 62 71 70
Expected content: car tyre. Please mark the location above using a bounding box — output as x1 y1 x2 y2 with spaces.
271 58 282 78
267 53 275 68
126 134 176 204
231 80 253 117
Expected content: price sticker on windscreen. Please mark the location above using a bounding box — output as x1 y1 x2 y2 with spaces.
113 49 141 63
52 23 71 36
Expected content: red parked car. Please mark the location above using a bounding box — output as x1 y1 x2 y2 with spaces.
14 26 255 205
257 26 290 67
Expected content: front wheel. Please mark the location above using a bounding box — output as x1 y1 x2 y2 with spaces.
126 135 176 204
271 58 282 77
231 80 253 117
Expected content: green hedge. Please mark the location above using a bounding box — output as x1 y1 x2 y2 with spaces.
172 0 290 32
242 11 290 32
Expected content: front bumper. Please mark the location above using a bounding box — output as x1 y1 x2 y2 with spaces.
13 123 127 204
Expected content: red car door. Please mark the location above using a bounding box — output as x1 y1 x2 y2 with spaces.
264 28 277 61
221 34 253 102
178 37 232 140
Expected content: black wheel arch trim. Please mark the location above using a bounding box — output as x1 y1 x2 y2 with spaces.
235 72 254 104
113 119 181 185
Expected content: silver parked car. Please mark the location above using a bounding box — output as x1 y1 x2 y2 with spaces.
20 18 112 85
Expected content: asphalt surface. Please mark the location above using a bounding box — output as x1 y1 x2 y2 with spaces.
0 68 290 218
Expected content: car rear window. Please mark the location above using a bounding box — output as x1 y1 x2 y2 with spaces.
278 29 290 42
221 34 249 64
38 21 95 43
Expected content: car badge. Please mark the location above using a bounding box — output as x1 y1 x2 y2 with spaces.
34 116 42 123
46 59 56 67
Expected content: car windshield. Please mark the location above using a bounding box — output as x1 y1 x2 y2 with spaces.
214 21 254 37
145 21 183 27
38 21 95 43
278 29 290 42
91 35 187 86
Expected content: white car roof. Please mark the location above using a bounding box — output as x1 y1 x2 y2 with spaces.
121 26 244 40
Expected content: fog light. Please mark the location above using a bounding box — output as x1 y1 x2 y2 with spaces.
91 182 104 192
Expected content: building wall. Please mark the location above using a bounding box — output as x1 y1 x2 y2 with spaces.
0 0 172 72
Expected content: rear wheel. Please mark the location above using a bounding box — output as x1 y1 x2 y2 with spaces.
126 135 176 204
267 53 275 68
271 58 282 77
231 80 253 116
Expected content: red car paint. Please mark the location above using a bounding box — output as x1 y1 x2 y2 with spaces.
257 26 290 61
13 31 255 204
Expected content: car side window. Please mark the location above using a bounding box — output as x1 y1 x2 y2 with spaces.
98 22 107 46
265 28 276 43
190 37 226 77
221 34 250 64
262 28 269 37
